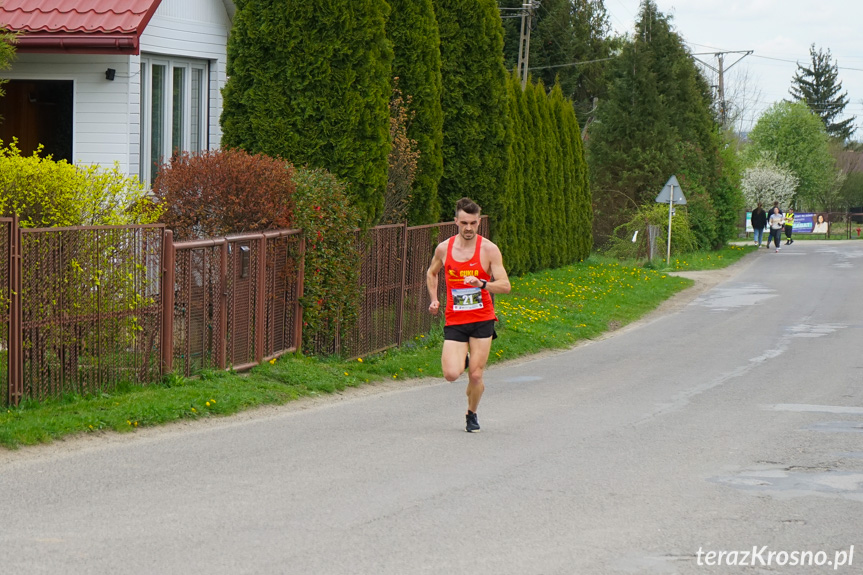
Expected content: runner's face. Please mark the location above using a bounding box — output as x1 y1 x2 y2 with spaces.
455 210 480 240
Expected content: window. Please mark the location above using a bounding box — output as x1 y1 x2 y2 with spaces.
140 57 208 186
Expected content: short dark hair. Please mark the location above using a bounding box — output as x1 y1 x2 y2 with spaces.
455 197 481 217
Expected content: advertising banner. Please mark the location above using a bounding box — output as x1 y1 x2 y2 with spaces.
746 212 829 234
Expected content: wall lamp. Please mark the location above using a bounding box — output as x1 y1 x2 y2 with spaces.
105 68 116 81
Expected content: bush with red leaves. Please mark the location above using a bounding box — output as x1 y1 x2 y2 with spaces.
153 149 295 240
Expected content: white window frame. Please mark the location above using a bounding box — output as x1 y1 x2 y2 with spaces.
139 55 209 187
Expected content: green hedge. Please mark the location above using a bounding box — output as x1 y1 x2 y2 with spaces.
221 0 393 224
496 75 591 276
433 0 509 222
386 0 444 225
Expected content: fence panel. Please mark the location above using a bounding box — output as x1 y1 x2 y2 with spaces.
225 236 262 369
17 225 163 402
401 222 456 343
340 225 406 358
263 231 304 360
172 240 225 376
171 230 304 376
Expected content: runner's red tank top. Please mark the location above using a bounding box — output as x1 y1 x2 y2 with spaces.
444 235 496 326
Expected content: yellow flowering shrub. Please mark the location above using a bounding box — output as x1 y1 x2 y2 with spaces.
0 139 162 227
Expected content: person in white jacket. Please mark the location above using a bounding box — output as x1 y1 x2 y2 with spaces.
768 207 784 252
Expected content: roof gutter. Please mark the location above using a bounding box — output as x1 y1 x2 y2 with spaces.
13 33 140 55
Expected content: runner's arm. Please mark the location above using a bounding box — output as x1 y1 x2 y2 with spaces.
463 243 511 294
486 245 511 294
426 243 445 314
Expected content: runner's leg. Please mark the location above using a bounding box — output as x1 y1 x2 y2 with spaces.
441 339 469 382
465 336 493 413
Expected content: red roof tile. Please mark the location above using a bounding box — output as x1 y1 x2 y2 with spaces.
0 0 162 54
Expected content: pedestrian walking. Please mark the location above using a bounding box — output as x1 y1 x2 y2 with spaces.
784 208 795 245
750 202 767 247
768 207 784 252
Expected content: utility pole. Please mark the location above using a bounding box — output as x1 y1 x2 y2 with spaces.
692 50 752 127
516 1 540 89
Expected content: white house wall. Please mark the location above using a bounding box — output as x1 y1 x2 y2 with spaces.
0 53 134 173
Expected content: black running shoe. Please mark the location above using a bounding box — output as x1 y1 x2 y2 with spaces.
465 411 480 433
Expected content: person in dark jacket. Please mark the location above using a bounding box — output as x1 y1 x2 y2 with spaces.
750 202 767 247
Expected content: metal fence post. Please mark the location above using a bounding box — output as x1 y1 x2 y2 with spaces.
396 222 409 347
295 237 306 354
160 229 175 375
219 241 228 370
256 235 267 365
8 215 22 406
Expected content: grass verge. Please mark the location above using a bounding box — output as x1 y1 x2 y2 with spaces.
0 247 751 449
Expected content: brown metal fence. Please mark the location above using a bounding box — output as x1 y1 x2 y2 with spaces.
2 217 484 405
166 230 305 377
2 221 165 404
320 218 488 358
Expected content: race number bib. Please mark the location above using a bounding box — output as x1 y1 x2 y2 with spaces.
451 287 484 311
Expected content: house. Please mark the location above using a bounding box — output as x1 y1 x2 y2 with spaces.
0 0 234 187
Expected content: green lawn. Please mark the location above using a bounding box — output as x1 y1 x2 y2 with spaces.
0 245 752 449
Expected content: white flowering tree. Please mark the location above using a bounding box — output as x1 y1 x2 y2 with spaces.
740 155 798 208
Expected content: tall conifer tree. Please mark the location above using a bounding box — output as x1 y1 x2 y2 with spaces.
432 0 509 221
587 0 726 245
221 0 393 223
499 73 528 274
386 0 444 224
790 44 856 142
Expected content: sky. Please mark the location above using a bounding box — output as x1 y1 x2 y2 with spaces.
602 0 863 137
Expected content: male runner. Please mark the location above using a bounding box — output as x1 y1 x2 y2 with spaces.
426 197 511 432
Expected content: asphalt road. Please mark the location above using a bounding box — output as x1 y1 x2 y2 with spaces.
3 240 863 575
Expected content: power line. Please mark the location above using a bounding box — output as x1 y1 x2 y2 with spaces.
750 54 863 73
528 56 617 71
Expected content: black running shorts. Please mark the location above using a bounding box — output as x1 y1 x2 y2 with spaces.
443 320 497 342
